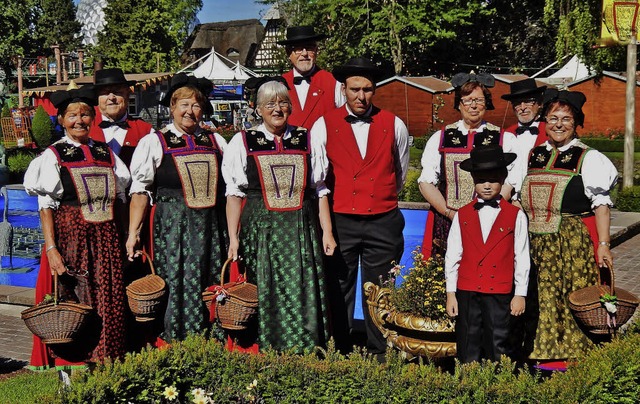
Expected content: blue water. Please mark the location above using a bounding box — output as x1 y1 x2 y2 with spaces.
0 188 42 287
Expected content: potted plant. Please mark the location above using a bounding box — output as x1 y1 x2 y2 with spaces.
364 248 456 359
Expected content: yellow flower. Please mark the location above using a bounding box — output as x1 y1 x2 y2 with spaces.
163 386 178 401
192 388 206 399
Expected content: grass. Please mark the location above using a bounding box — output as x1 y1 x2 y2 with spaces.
0 369 59 403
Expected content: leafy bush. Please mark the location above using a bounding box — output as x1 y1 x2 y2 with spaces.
1 104 10 118
398 168 423 202
7 151 34 174
412 136 427 150
615 185 640 212
56 324 640 403
580 137 640 153
31 105 54 148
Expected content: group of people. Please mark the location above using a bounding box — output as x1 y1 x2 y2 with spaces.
23 24 617 372
422 76 617 364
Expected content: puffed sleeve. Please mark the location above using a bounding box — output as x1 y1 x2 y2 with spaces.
310 117 331 197
23 148 63 210
417 130 442 184
213 132 228 153
112 153 131 203
221 132 248 198
128 133 163 202
581 149 618 208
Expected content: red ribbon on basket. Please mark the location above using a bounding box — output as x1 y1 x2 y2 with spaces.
206 261 248 323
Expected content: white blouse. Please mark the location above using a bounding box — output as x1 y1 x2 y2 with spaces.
23 136 131 210
417 120 518 188
221 123 316 198
128 123 228 203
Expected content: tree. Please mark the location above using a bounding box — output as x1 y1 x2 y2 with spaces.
31 105 54 148
0 0 40 85
94 0 202 73
33 0 82 55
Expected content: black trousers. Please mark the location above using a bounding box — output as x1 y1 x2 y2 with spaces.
326 208 404 354
455 290 513 363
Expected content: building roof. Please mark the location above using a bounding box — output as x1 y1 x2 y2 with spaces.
377 76 454 93
493 74 529 84
22 72 173 96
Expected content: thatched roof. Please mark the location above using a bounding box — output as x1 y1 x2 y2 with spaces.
183 19 265 67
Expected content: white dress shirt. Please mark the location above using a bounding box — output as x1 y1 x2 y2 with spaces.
292 68 345 110
310 105 410 197
24 136 131 210
98 113 155 146
445 199 531 296
128 123 228 203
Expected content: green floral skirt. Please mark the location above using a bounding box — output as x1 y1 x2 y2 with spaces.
529 216 598 360
240 196 329 353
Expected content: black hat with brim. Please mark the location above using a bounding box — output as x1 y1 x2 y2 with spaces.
93 68 136 88
460 144 517 172
332 57 385 83
277 26 327 45
501 78 546 101
50 86 97 114
159 73 213 113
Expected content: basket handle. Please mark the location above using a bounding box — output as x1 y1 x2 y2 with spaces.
53 271 58 306
220 257 247 285
599 259 615 295
135 250 156 276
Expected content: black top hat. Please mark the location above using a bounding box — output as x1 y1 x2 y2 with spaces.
332 57 385 83
50 86 97 114
159 73 213 113
93 68 136 88
541 89 587 127
277 26 327 45
460 144 517 172
501 78 546 101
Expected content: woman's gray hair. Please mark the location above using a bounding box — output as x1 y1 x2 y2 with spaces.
256 81 291 108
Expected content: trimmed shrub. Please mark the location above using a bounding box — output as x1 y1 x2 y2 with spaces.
7 151 34 174
412 136 427 150
398 168 423 203
615 185 640 212
58 322 640 404
580 137 640 153
31 105 54 148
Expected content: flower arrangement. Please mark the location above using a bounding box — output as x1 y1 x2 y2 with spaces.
600 293 618 314
385 248 448 322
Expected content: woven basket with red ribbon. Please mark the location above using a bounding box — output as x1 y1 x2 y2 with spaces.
568 263 639 334
202 258 258 330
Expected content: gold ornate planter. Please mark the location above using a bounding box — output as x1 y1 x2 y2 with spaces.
364 282 456 359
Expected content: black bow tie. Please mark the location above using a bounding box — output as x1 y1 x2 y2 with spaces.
515 125 538 136
473 199 500 210
345 115 372 124
293 75 311 85
99 120 129 129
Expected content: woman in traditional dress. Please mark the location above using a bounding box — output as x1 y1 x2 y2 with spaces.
418 73 517 259
25 86 131 370
222 78 330 352
126 73 227 342
520 89 617 361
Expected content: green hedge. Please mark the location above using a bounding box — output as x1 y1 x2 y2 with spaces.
580 137 640 153
412 136 427 150
616 185 640 212
58 324 640 403
398 168 423 203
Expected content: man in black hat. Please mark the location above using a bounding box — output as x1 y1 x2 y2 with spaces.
501 78 547 199
278 26 344 128
445 144 530 363
310 57 409 357
89 68 155 168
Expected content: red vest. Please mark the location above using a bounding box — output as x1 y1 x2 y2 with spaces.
505 121 547 148
283 68 339 128
89 111 153 167
325 106 398 215
456 201 520 294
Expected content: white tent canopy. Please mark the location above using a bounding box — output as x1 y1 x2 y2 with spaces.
547 55 590 82
188 47 257 83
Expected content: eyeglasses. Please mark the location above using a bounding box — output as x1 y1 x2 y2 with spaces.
291 45 317 55
546 116 574 125
460 97 486 106
263 101 291 110
513 98 538 108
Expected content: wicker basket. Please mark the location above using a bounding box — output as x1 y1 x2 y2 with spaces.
126 250 167 322
568 263 639 334
21 272 93 344
202 258 258 330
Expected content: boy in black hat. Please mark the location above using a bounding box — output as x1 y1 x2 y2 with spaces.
278 26 344 128
444 144 530 363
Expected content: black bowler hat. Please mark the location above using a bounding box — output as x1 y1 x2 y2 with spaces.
332 57 385 83
277 26 327 45
159 73 213 113
460 144 517 172
245 76 289 91
50 86 97 114
501 78 546 101
541 89 587 127
93 68 136 88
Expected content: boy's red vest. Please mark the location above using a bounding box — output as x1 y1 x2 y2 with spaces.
283 68 338 129
324 106 398 215
457 201 520 294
